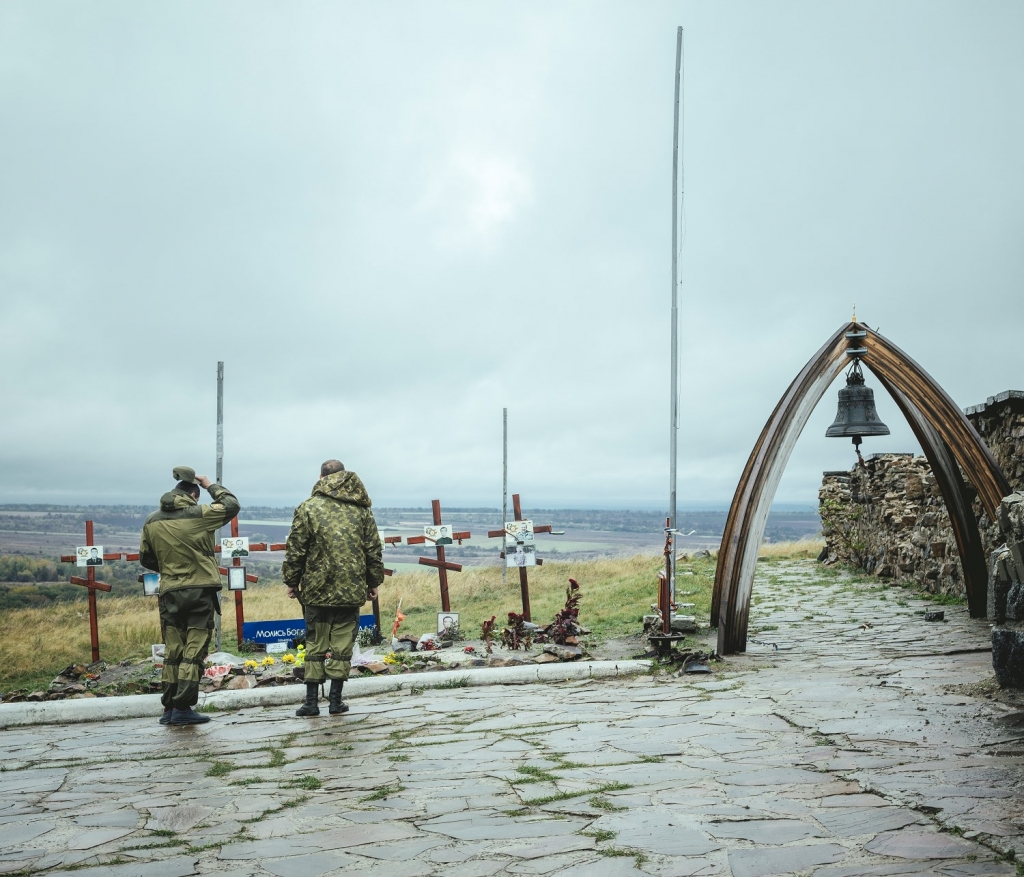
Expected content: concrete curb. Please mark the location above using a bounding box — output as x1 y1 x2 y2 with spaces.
0 660 652 729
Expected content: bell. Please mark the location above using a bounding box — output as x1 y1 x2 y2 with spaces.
825 359 890 450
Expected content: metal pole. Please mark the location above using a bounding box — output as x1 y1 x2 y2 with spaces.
502 407 508 585
216 361 224 485
214 361 224 649
668 26 683 604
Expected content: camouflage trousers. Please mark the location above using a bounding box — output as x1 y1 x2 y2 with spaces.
159 587 219 710
303 604 359 683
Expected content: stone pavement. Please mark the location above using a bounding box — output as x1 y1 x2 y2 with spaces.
1 560 1022 877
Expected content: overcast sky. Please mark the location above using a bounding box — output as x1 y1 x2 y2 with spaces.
1 2 1021 511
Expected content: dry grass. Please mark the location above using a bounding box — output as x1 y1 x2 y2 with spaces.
0 545 826 693
0 554 718 692
757 538 825 560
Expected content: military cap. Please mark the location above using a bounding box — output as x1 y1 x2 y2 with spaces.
172 465 197 484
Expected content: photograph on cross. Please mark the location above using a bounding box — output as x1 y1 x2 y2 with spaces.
76 546 104 567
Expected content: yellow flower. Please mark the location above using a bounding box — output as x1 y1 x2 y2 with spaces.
382 652 400 665
261 656 276 666
281 654 296 664
243 660 259 670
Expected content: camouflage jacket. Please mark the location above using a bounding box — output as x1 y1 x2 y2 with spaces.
139 484 240 593
282 471 384 607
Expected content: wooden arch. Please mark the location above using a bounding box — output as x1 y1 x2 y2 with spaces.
712 321 1010 655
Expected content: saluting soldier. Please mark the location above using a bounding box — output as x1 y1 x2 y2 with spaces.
139 466 240 726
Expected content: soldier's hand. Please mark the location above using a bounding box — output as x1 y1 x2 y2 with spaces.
195 475 213 489
367 587 379 602
286 586 298 600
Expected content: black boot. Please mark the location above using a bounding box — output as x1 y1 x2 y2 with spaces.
328 679 348 715
295 682 320 717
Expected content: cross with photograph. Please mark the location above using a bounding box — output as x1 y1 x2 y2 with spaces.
222 537 250 558
424 524 454 545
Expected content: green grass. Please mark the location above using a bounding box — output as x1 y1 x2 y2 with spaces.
581 829 617 842
283 775 322 791
921 591 967 606
522 782 631 807
239 796 310 824
588 795 627 812
205 761 234 777
514 765 560 784
431 675 471 689
598 847 648 866
120 839 187 852
359 783 405 802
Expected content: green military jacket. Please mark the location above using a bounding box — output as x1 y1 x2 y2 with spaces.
282 471 384 607
139 484 240 593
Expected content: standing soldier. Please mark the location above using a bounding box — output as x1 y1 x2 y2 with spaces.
140 466 240 725
283 459 384 717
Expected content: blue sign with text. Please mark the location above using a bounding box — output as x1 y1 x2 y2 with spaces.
241 616 376 646
242 619 305 645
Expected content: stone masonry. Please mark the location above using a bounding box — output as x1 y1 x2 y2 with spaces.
990 492 1024 688
819 390 1024 597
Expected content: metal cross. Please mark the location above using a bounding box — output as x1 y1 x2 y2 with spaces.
487 493 554 622
405 499 470 613
60 520 120 663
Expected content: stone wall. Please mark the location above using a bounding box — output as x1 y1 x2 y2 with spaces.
819 390 1024 598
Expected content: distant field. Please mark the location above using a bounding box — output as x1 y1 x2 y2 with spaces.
0 504 820 562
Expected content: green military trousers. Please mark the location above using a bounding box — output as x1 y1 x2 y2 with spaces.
159 587 219 711
302 604 360 684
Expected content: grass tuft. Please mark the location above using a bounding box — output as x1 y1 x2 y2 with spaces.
283 775 321 791
359 783 405 802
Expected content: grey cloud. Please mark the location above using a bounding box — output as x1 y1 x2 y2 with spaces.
1 2 1022 511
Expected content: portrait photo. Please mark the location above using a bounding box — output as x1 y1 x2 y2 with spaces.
424 524 454 545
227 566 247 591
504 520 535 546
77 546 104 568
222 537 250 558
437 612 459 637
506 542 536 568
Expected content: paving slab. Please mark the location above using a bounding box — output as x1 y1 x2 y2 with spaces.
1 561 1022 876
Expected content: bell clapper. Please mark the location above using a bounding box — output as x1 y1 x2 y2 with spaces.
854 435 865 467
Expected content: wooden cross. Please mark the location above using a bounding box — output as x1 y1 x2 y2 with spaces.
130 518 263 647
487 493 554 622
217 517 264 646
405 499 470 613
375 536 402 636
60 520 119 663
214 528 402 646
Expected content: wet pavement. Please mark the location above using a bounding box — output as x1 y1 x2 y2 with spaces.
2 560 1022 876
